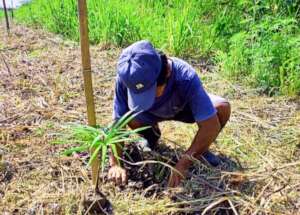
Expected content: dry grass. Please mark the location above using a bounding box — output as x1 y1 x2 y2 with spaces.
0 23 299 215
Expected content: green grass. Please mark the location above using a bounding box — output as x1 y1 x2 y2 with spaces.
13 0 300 95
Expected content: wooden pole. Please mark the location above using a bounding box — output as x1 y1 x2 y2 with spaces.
2 0 10 33
77 0 99 188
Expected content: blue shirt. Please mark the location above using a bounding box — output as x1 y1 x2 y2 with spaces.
113 57 216 125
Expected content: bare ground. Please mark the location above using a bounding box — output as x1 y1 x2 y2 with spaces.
0 23 300 215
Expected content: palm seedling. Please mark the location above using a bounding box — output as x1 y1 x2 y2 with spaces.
59 111 150 191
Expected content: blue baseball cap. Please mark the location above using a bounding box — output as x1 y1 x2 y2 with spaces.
117 40 161 111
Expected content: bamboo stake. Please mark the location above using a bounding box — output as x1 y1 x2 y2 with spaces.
77 0 99 188
2 0 10 33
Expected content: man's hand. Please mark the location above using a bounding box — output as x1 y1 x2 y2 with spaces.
168 115 221 187
168 157 190 187
108 165 127 186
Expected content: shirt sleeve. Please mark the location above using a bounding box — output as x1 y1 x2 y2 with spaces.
113 76 129 121
187 74 217 122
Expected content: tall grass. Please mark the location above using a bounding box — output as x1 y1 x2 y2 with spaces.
12 0 300 95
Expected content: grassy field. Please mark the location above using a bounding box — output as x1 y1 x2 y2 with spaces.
0 24 299 215
11 0 300 96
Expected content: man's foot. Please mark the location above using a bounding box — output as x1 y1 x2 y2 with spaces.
201 151 221 167
138 124 161 150
136 138 152 152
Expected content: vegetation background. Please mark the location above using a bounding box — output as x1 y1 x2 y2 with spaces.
11 0 300 96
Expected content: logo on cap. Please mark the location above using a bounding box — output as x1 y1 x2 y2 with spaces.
136 83 144 90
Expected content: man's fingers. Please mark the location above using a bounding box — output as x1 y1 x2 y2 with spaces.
169 178 178 187
112 172 119 185
168 174 174 187
108 170 116 183
108 170 112 178
168 172 181 187
121 171 127 185
110 171 115 180
108 166 128 186
116 173 122 185
117 171 127 185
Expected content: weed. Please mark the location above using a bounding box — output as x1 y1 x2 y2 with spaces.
10 0 300 95
216 16 300 95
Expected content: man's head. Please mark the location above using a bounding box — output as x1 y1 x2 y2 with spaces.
117 40 166 112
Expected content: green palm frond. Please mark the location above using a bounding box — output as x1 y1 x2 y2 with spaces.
88 145 102 166
58 111 149 173
62 145 89 156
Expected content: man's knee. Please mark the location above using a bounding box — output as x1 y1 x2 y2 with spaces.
128 119 143 129
215 101 231 128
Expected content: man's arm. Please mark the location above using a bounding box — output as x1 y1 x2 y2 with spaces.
168 114 221 187
167 71 220 187
108 76 129 185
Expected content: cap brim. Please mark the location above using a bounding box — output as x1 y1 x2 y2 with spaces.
127 83 156 112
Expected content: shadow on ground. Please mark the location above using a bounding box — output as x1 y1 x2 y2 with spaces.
96 141 254 215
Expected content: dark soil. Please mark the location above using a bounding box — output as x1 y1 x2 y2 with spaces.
82 189 113 215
